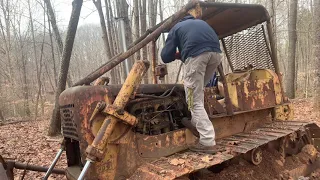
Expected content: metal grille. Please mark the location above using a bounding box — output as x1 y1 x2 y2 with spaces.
60 104 79 140
223 23 274 71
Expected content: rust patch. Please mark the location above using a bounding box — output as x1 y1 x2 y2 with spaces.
204 87 226 115
136 129 188 158
237 79 276 111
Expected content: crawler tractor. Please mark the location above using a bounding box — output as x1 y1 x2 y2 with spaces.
59 1 320 180
1 1 320 180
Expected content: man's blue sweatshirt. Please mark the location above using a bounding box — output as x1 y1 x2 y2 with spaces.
161 15 221 63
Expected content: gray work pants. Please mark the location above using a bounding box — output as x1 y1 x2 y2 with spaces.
184 52 222 146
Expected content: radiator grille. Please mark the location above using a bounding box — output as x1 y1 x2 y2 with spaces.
223 23 274 71
60 104 79 140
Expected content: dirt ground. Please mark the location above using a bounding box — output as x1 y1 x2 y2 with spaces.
0 98 319 180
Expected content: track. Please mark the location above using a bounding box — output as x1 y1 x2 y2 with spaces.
193 145 320 180
129 121 320 180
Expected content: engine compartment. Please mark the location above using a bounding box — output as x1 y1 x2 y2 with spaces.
126 86 189 135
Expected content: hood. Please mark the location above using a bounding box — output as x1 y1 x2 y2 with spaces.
179 15 195 22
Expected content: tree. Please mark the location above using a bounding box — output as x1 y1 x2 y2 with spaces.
93 0 112 59
286 0 298 99
140 0 148 83
315 0 320 108
44 0 73 87
48 0 83 136
133 0 141 61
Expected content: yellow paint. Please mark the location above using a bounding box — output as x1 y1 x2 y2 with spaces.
225 69 284 110
274 104 294 121
265 69 283 104
227 82 239 108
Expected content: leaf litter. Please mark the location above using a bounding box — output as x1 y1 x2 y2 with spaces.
0 98 319 179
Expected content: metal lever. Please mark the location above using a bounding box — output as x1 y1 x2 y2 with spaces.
77 160 92 180
77 61 149 180
43 140 65 180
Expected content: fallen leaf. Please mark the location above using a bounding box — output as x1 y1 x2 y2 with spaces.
169 158 185 166
201 155 213 163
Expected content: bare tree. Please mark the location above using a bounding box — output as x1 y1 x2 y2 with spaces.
286 0 298 99
133 0 141 61
47 10 57 87
140 0 148 83
48 0 83 136
105 0 120 84
30 0 46 120
44 0 73 87
93 0 112 59
0 0 13 83
315 0 320 108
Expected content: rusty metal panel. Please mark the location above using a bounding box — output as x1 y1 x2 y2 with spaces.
129 152 234 180
238 79 276 110
136 129 189 158
204 87 225 115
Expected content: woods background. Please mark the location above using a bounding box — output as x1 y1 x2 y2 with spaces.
0 0 319 126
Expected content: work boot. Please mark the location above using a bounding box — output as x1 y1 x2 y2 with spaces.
181 118 200 138
189 142 222 154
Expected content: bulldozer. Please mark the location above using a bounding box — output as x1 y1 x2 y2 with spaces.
1 1 320 180
57 1 320 179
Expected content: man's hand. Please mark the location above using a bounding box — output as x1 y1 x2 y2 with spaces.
175 52 181 60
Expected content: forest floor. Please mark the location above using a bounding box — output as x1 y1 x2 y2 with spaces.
0 98 319 180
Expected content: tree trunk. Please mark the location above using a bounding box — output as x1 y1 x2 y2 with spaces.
268 0 277 50
117 0 133 82
148 0 158 83
0 109 4 121
133 0 141 61
141 0 148 83
105 0 119 84
0 0 13 83
159 0 165 46
286 0 298 99
93 0 112 59
314 0 320 108
34 2 46 121
44 0 73 87
48 10 58 87
48 0 83 136
28 0 39 118
16 21 31 116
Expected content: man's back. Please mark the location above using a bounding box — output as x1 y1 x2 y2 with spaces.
161 15 221 63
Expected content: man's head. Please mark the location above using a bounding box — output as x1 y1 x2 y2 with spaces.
187 2 203 19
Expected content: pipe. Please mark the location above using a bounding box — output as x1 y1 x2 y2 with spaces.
77 160 92 180
43 149 64 179
119 18 130 79
175 62 183 83
6 161 65 175
221 38 234 71
266 20 285 102
217 64 233 115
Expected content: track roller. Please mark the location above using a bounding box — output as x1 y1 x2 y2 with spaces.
245 147 263 165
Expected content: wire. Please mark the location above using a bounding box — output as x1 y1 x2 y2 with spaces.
135 86 177 99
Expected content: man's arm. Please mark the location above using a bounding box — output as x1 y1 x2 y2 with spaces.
161 29 178 63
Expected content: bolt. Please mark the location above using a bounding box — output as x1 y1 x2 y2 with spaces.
97 102 106 111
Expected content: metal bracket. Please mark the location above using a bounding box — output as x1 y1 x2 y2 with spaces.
101 105 137 126
89 102 137 127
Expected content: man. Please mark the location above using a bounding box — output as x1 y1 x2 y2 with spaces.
161 14 222 153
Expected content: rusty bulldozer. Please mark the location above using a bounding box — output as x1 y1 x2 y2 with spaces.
1 1 320 180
